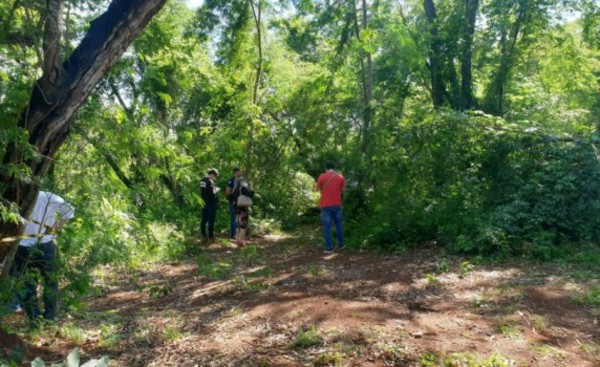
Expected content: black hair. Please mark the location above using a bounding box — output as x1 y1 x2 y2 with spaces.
208 168 219 176
325 161 335 170
233 167 241 174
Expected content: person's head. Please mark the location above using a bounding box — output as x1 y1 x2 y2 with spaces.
325 161 335 171
233 167 242 177
207 168 219 178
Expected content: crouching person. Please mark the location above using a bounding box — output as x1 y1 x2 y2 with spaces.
11 191 74 328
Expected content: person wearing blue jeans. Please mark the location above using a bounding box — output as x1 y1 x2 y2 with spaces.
12 241 59 322
10 191 74 327
321 206 344 252
316 162 346 253
225 167 242 239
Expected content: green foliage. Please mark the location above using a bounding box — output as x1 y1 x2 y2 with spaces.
290 325 323 348
349 110 600 258
313 352 343 367
442 352 514 367
572 286 600 308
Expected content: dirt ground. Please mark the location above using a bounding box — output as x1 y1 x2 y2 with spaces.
2 230 599 366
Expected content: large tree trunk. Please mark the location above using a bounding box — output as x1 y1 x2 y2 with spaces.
483 5 526 116
461 0 479 110
0 0 167 280
424 0 444 108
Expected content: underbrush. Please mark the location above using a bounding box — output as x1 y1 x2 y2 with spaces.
345 111 600 261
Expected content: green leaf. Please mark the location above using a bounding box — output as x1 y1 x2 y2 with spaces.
65 348 80 367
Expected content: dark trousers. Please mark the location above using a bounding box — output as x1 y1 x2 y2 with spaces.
201 203 217 238
11 242 59 321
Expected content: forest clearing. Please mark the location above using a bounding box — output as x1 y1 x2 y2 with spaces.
2 1 600 366
2 228 598 366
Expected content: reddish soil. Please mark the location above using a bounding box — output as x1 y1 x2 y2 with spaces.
2 230 599 366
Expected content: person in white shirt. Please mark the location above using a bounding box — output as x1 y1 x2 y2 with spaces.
11 191 74 325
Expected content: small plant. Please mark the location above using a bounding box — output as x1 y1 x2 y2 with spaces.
60 324 87 345
459 261 476 276
313 352 343 366
31 348 108 367
495 317 521 338
97 323 123 348
290 325 322 348
307 264 320 277
147 282 174 299
419 351 439 367
528 313 547 333
442 352 513 367
436 256 449 273
426 273 440 288
471 296 491 309
197 255 232 280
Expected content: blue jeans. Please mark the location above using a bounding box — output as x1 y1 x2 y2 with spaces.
201 203 217 238
321 206 344 251
11 242 59 321
228 201 236 238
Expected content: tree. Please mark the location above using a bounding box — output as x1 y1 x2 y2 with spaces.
0 0 167 280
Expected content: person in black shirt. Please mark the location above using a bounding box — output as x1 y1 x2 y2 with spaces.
225 167 242 240
200 168 219 241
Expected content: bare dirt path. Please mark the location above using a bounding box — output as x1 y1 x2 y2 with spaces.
2 229 599 366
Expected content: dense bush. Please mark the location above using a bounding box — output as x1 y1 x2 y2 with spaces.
348 110 600 257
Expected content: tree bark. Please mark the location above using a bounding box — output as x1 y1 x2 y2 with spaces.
461 0 479 110
0 0 167 280
424 0 444 108
483 5 526 116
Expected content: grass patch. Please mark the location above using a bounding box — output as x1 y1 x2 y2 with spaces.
418 351 439 366
580 342 600 359
97 323 123 349
426 273 441 288
162 326 189 342
197 254 232 280
306 263 322 277
571 286 600 308
527 313 547 333
443 352 515 366
247 266 274 278
290 325 322 348
532 343 568 359
60 324 86 345
494 317 521 338
313 352 344 366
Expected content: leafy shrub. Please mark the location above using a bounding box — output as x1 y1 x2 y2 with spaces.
350 110 600 257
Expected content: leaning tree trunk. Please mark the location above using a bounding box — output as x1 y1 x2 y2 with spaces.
0 0 167 280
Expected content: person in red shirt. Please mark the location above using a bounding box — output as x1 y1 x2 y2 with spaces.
316 162 346 253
